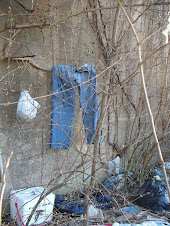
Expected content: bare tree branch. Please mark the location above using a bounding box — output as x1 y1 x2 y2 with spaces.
14 0 34 12
1 3 170 33
112 4 120 49
117 0 170 200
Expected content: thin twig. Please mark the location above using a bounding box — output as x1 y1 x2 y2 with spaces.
1 3 170 32
141 24 167 44
14 0 34 12
112 5 120 49
0 152 13 225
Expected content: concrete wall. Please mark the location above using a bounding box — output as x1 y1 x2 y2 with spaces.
0 0 169 213
0 0 106 213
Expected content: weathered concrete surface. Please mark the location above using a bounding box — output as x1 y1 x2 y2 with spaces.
0 0 106 213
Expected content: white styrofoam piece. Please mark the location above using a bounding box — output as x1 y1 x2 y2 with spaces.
10 187 55 226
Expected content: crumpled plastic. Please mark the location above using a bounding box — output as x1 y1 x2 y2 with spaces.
104 172 133 190
134 177 169 211
107 156 120 176
16 91 40 121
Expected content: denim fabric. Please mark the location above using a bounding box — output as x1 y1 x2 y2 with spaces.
50 63 100 149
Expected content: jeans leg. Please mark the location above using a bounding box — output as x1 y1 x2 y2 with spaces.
78 68 100 144
51 66 75 149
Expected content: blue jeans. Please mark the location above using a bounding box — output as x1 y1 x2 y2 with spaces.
50 63 100 149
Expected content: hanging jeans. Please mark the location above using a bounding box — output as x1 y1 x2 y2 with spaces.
50 63 100 149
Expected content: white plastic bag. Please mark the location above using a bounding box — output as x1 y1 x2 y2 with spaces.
16 91 41 121
88 205 103 219
108 156 120 176
162 16 170 44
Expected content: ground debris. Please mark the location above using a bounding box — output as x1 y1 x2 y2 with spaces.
2 184 169 225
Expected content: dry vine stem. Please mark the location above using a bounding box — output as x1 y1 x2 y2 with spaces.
0 151 13 225
82 4 121 226
116 0 170 199
139 48 169 186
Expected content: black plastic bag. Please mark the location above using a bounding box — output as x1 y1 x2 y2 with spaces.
135 178 169 211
